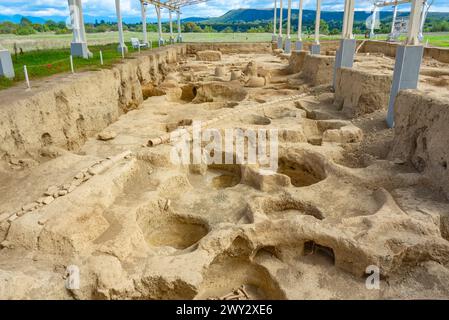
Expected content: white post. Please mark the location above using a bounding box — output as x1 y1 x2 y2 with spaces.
24 65 30 89
419 0 429 42
77 0 87 43
121 45 125 59
286 0 291 39
68 0 81 43
390 5 398 35
342 0 355 39
273 0 277 40
370 6 378 38
100 50 103 65
169 10 174 43
298 0 303 41
115 0 127 53
406 0 424 45
70 55 74 73
141 1 148 47
156 5 163 46
177 10 182 42
278 0 283 37
314 0 321 45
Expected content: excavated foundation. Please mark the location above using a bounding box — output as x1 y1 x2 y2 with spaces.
1 42 449 300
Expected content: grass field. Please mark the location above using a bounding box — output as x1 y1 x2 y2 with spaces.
0 42 155 90
0 31 448 90
1 31 448 52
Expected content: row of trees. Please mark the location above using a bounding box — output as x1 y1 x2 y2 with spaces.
1 16 448 36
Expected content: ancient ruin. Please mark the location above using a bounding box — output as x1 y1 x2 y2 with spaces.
0 0 449 301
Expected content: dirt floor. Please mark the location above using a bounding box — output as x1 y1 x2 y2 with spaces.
1 46 449 299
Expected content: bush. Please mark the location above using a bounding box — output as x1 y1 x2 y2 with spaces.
15 26 35 35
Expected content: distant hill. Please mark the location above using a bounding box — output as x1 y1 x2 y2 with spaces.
0 14 47 24
204 8 448 24
182 17 210 23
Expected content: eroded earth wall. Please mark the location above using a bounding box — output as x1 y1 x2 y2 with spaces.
334 67 392 117
359 40 449 63
390 90 449 200
0 45 186 158
186 42 272 54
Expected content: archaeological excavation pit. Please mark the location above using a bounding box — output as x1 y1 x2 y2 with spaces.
1 22 449 302
188 163 242 190
277 156 326 187
139 210 209 250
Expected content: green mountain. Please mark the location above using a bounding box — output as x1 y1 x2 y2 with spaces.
204 8 448 24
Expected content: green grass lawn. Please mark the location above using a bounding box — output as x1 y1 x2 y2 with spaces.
0 42 155 90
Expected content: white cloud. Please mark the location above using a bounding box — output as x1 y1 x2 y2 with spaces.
0 0 448 20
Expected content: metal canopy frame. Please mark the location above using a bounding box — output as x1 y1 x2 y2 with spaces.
139 0 210 45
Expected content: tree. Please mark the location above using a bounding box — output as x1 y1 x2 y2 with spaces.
183 22 202 32
20 17 32 27
329 28 339 35
202 25 216 33
222 26 233 33
319 19 329 35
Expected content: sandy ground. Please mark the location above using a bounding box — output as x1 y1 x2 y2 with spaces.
0 48 449 300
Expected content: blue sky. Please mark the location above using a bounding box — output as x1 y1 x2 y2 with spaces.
0 0 448 20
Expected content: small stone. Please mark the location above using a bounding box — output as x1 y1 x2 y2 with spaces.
7 213 18 223
42 196 55 205
62 184 71 191
44 186 59 196
53 192 60 198
75 172 84 180
97 130 117 141
38 219 46 226
58 190 68 196
164 199 171 211
393 158 406 165
22 203 37 212
37 197 46 204
72 178 83 187
16 210 25 217
83 173 92 182
0 240 12 249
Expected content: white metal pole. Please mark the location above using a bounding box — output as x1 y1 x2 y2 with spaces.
115 0 126 52
141 1 148 46
342 0 355 39
287 0 291 39
370 6 378 38
273 0 277 36
68 0 81 43
279 0 283 37
406 0 424 45
177 10 181 42
390 5 398 35
100 50 103 65
169 10 174 43
121 45 125 58
77 0 87 43
298 0 303 41
314 0 321 45
419 0 429 41
70 55 74 73
156 5 163 45
24 65 30 89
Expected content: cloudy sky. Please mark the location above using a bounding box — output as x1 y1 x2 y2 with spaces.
0 0 447 20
